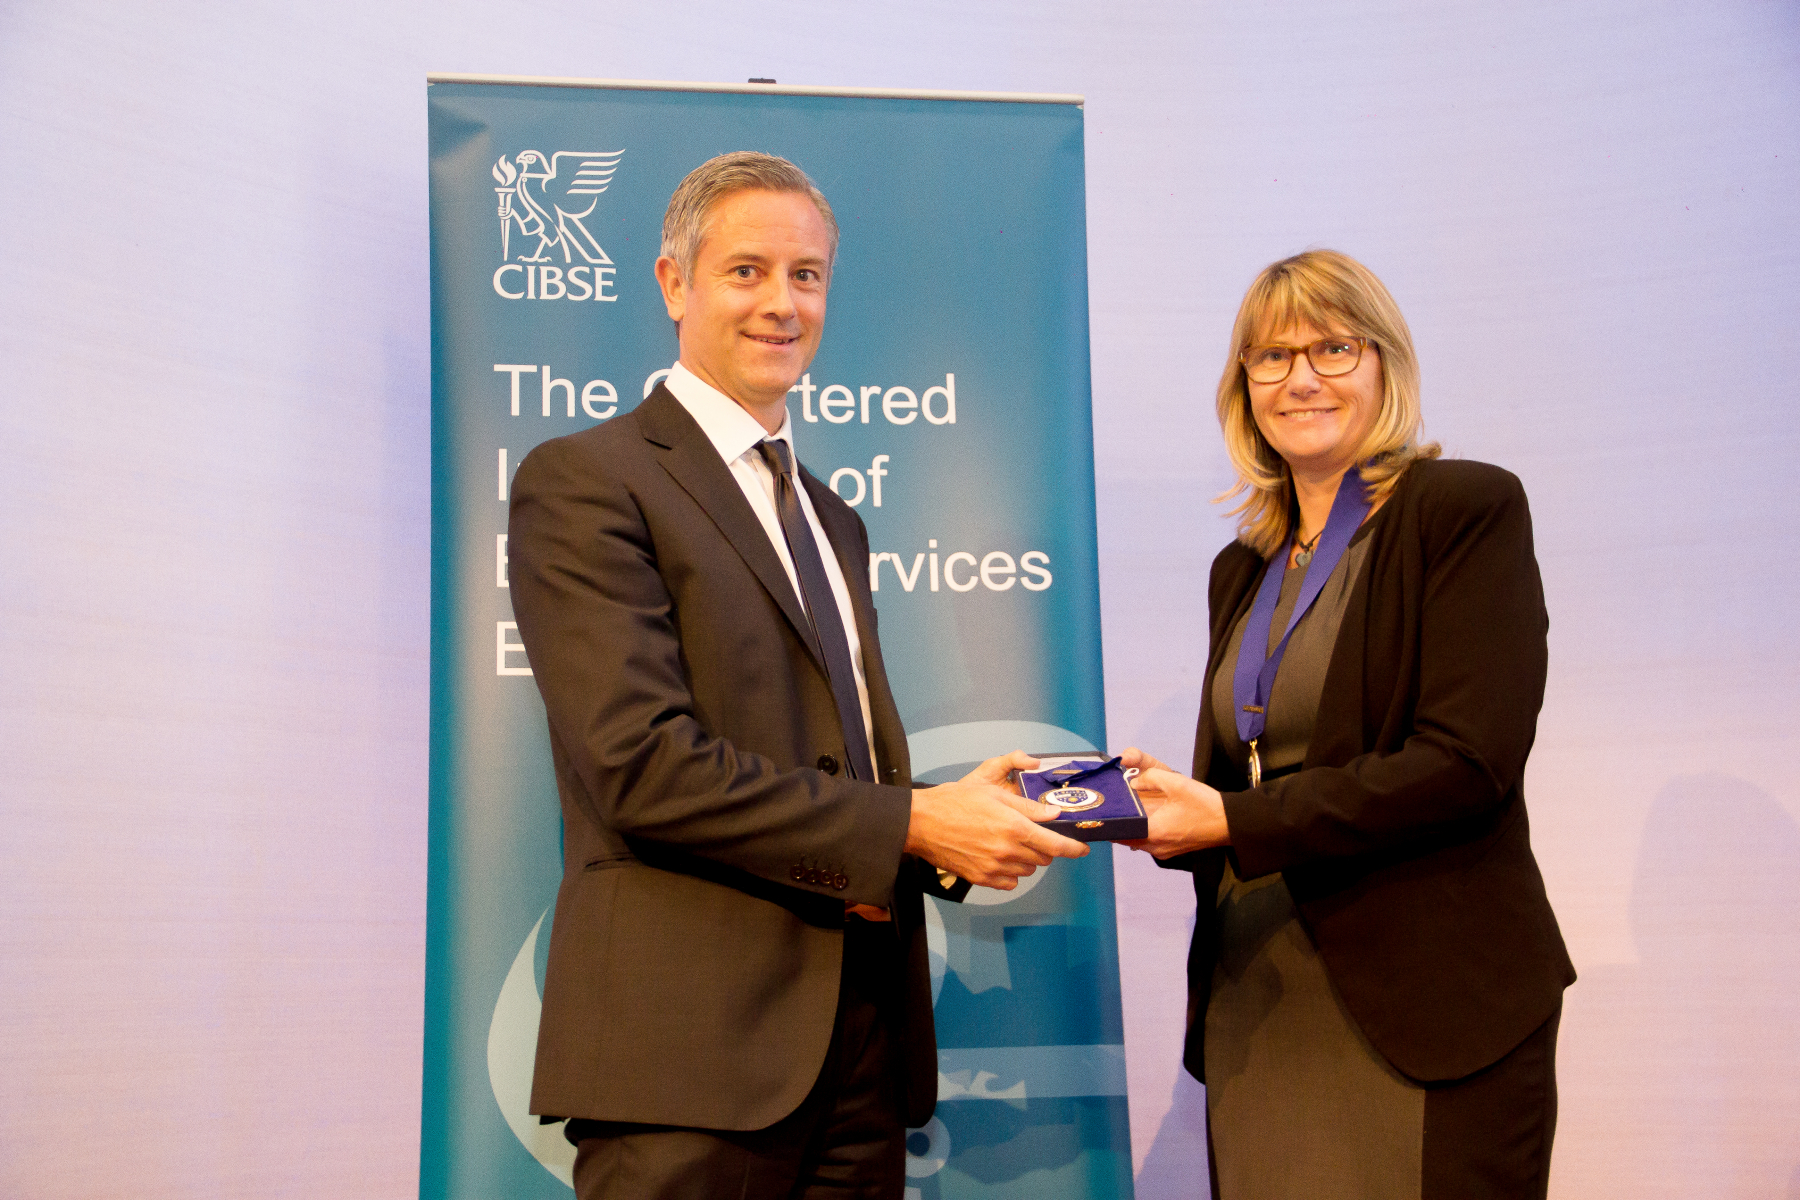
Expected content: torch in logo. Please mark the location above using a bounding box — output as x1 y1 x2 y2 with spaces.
491 150 625 264
494 157 519 262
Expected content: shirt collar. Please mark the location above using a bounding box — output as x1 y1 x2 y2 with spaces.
664 361 794 465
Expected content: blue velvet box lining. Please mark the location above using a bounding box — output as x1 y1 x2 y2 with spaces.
1015 755 1150 844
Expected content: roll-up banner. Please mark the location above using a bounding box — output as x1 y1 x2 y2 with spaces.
425 76 1130 1199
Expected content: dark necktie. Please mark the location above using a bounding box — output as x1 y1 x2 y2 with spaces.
756 439 876 783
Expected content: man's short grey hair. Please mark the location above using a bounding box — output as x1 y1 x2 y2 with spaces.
660 151 840 281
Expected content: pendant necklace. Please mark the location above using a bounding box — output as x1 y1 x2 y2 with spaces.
1293 529 1322 567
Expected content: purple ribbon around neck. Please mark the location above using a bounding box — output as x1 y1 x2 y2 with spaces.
1231 472 1372 749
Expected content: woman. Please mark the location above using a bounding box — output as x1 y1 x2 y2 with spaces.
1122 250 1574 1199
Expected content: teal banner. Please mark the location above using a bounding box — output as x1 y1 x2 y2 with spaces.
425 78 1129 1199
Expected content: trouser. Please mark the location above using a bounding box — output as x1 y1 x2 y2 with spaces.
565 917 907 1200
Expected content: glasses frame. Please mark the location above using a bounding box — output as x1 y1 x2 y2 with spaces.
1239 336 1371 385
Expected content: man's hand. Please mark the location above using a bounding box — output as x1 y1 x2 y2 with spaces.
905 750 1089 889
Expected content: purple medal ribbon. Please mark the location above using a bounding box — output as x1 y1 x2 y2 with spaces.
1231 471 1372 781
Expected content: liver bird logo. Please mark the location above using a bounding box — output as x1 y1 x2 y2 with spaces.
492 150 624 264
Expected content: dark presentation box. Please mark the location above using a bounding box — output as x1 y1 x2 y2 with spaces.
1014 754 1148 843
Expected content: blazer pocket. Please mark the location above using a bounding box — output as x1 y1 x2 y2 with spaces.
583 854 636 873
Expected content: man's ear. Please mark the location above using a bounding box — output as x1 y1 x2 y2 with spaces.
653 256 686 322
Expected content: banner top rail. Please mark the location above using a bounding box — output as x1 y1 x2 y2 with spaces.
426 72 1083 106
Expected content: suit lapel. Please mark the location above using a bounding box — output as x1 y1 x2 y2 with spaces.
637 387 826 674
1307 518 1381 770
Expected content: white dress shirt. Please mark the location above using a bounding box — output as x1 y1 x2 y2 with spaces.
664 362 879 775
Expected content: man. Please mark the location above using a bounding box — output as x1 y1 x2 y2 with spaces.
507 151 1088 1199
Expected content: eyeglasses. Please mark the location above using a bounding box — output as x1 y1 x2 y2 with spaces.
1240 336 1370 384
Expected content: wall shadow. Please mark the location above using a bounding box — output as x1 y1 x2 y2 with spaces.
1133 1067 1210 1200
1126 898 1207 1200
1557 773 1800 1197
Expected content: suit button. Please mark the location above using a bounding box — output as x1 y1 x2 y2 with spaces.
791 865 805 881
833 873 848 891
816 754 839 775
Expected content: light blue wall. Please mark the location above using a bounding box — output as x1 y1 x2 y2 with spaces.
2 2 1796 1197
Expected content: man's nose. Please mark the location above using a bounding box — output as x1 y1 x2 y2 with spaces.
760 274 798 320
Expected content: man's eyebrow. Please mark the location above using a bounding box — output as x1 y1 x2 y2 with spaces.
716 251 830 271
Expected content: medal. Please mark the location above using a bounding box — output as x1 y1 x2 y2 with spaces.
1040 786 1104 812
1232 472 1372 786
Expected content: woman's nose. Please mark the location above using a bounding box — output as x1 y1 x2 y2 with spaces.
1285 354 1322 392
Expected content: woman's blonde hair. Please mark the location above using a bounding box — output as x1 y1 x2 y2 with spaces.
1215 249 1439 556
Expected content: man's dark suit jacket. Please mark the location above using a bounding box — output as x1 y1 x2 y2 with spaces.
1170 458 1576 1084
507 384 947 1132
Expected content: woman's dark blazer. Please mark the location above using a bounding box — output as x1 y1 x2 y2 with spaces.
1169 458 1575 1084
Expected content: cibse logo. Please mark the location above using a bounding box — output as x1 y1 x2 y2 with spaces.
491 150 625 302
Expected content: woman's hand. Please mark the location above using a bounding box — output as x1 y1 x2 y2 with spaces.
1119 762 1231 859
1117 746 1174 774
